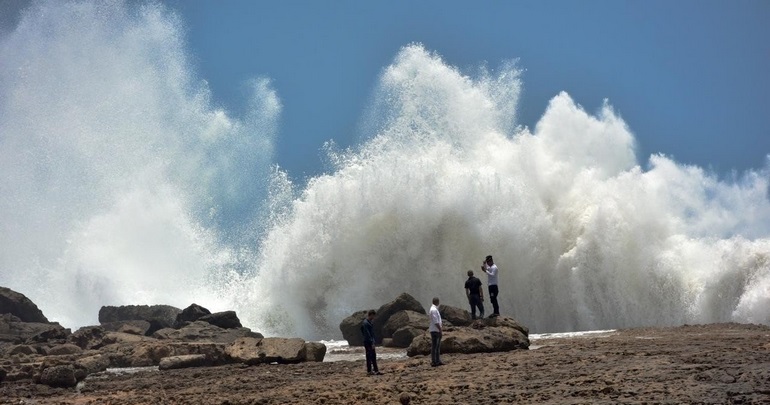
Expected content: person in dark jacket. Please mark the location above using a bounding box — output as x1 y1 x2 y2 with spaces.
361 310 382 375
465 270 485 319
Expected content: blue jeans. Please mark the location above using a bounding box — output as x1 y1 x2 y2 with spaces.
469 294 485 319
430 331 442 365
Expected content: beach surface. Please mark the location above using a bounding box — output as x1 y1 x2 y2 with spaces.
2 323 768 404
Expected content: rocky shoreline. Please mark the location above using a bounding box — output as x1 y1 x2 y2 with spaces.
2 286 770 404
0 323 768 404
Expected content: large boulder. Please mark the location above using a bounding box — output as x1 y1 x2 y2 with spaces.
373 293 425 344
98 305 181 333
406 316 530 357
174 303 211 328
392 326 424 348
39 365 77 388
382 310 429 337
0 314 69 344
0 286 49 323
439 304 472 326
198 311 242 329
225 337 307 365
46 343 83 356
479 315 529 336
152 321 261 344
303 342 326 362
339 310 369 347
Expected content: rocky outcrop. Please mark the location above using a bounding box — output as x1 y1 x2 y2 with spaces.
225 337 311 365
98 304 181 334
198 311 242 329
406 316 529 357
0 290 323 389
0 286 49 323
152 321 261 343
339 293 427 346
392 326 424 348
439 304 472 326
373 293 425 344
339 310 369 347
383 310 429 337
0 314 69 344
174 303 211 328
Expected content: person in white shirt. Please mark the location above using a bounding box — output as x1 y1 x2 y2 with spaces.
481 255 500 317
428 297 443 367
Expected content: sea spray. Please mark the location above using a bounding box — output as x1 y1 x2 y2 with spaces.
0 1 277 326
0 1 768 340
239 45 770 339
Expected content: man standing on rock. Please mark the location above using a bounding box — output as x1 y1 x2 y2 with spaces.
481 255 500 317
361 310 382 375
464 270 485 320
429 297 444 367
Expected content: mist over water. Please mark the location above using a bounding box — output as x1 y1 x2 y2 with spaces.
1 2 769 340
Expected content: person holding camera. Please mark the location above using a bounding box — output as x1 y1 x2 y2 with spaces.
481 255 500 317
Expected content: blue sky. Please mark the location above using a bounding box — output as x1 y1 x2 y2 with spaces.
165 0 769 181
5 0 769 180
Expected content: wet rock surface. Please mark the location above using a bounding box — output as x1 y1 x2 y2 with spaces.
1 323 768 404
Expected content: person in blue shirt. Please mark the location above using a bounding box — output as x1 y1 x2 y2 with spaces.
361 310 383 375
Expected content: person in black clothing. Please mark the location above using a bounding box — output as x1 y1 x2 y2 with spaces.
361 310 382 375
464 270 485 320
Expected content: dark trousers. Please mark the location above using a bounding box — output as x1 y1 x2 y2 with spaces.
468 294 485 319
489 284 500 315
364 342 378 372
430 331 442 365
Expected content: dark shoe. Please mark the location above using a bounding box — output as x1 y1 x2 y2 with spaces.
367 371 374 375
374 371 383 375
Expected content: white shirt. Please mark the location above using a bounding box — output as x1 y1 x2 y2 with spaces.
429 304 442 333
483 263 499 286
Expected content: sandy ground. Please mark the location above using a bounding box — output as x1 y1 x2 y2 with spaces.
2 323 769 404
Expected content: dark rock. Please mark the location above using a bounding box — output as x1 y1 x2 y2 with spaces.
382 338 396 348
392 326 424 348
198 311 241 329
383 310 429 337
40 365 77 388
46 343 83 356
303 341 326 362
0 367 6 383
439 304 473 326
25 324 70 344
1 313 69 343
374 293 425 344
98 304 181 332
68 326 107 350
0 286 49 323
339 310 369 347
100 320 151 336
159 354 209 370
174 303 211 328
152 321 261 344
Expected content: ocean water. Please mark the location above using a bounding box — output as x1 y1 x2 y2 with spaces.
1 1 769 341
